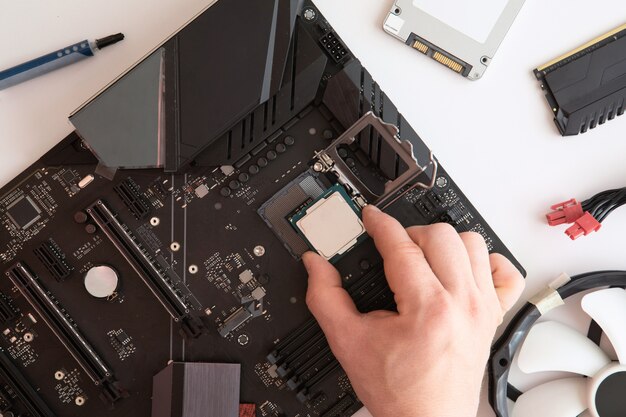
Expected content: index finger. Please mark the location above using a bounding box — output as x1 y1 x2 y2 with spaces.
362 205 443 307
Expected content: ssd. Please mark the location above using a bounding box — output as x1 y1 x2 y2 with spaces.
383 0 525 80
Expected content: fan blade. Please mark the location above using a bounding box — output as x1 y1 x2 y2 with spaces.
518 321 610 376
582 288 626 364
512 378 588 417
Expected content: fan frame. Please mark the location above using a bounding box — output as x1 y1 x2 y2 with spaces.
488 271 626 417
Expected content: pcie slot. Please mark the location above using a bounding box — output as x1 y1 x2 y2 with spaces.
34 239 72 281
6 263 123 404
0 346 55 416
86 200 203 338
114 178 150 219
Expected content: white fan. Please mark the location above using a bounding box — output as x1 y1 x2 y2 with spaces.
513 288 626 417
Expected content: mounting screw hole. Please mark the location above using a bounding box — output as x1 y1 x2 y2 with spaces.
394 7 401 14
499 358 509 367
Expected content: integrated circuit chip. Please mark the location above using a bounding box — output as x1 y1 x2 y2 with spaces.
6 196 41 229
290 185 366 262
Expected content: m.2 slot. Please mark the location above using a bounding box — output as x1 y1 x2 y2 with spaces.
86 200 204 338
6 263 125 405
0 346 55 416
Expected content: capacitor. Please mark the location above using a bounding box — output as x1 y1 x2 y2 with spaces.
257 157 268 168
84 224 97 234
84 265 119 299
266 150 277 161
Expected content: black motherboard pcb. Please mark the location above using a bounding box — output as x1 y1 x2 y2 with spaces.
0 1 524 416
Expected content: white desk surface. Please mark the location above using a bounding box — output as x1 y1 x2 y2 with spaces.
2 1 626 416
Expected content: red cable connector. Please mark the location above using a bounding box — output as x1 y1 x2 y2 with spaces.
565 212 601 240
546 199 584 226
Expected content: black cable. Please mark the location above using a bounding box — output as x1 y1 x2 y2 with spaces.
581 187 626 223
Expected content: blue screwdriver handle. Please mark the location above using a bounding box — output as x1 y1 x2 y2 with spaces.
0 40 94 90
0 33 123 91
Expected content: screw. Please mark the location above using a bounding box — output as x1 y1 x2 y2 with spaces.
303 8 316 21
253 246 266 257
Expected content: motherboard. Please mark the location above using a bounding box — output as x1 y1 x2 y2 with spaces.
0 1 524 416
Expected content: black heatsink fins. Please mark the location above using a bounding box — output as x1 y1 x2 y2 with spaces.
535 24 626 136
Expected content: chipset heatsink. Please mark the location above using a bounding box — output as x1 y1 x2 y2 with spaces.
290 185 366 263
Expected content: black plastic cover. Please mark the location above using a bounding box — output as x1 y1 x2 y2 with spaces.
71 0 300 171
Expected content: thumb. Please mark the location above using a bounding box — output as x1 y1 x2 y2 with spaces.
303 252 361 339
489 253 525 314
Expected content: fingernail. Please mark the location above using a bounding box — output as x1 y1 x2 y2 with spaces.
363 205 381 220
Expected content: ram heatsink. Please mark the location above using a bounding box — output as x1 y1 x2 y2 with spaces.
535 23 626 136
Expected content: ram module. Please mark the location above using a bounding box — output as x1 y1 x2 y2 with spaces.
535 23 626 136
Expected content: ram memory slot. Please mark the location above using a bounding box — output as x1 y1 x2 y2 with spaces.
269 263 394 402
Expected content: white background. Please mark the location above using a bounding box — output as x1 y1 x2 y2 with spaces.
2 1 626 416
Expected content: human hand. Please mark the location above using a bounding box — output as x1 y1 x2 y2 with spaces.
303 205 524 417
